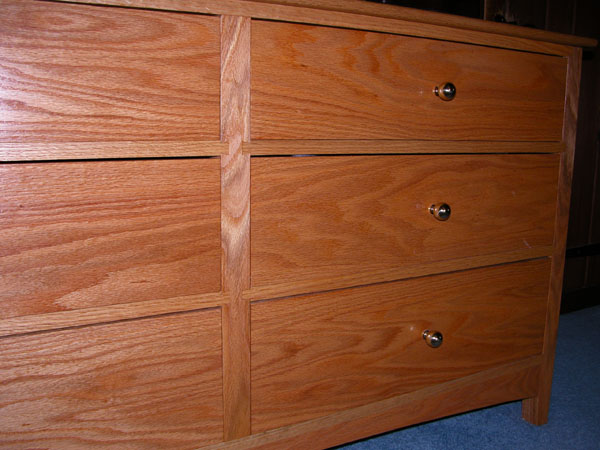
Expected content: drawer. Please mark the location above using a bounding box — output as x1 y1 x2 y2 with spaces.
0 309 223 449
251 21 567 141
251 154 559 291
0 159 220 319
251 259 550 432
0 0 219 144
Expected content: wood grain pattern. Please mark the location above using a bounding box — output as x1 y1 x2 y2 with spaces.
251 155 559 291
1 1 589 447
48 0 587 55
251 260 550 433
224 0 598 48
251 21 567 141
220 15 252 441
243 140 565 155
0 141 228 161
0 159 220 320
246 246 553 302
209 356 542 449
0 292 228 338
0 310 223 449
522 47 583 425
0 0 220 143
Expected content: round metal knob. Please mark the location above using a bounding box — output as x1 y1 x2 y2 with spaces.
429 203 451 221
434 82 456 101
423 330 443 348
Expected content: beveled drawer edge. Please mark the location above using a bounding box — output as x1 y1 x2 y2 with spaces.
0 292 228 338
0 141 228 162
244 141 565 156
204 355 542 450
246 247 554 302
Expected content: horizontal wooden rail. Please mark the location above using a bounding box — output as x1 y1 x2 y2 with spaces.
0 141 228 161
0 292 228 338
246 248 553 302
52 0 577 55
244 140 565 156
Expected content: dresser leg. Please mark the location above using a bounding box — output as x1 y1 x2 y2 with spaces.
522 395 550 425
520 306 558 426
521 44 583 429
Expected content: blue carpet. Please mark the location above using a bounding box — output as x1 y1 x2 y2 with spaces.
337 305 600 450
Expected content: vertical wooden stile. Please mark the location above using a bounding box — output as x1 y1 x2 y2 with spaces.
220 15 252 440
522 47 582 425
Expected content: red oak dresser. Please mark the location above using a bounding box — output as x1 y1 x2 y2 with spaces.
0 0 596 448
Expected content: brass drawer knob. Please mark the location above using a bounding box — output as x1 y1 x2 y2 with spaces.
429 203 451 221
423 330 443 348
434 82 456 101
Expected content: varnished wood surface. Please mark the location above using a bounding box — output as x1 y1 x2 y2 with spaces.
220 16 252 441
246 246 553 302
0 159 220 320
0 141 228 161
251 260 550 433
224 0 598 48
0 1 589 447
251 155 559 291
0 0 220 143
210 356 541 449
49 0 591 55
0 292 228 338
0 310 223 449
243 140 565 156
522 47 583 425
251 21 567 141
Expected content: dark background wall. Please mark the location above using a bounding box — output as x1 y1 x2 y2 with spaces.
366 0 600 311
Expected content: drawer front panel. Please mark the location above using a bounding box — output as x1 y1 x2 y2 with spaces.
251 259 550 432
251 21 567 141
0 0 220 143
0 309 223 449
251 154 559 290
0 159 220 319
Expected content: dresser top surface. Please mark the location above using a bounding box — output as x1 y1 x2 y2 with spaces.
47 0 597 49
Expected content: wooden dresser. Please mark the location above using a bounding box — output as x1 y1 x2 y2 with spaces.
0 1 596 448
